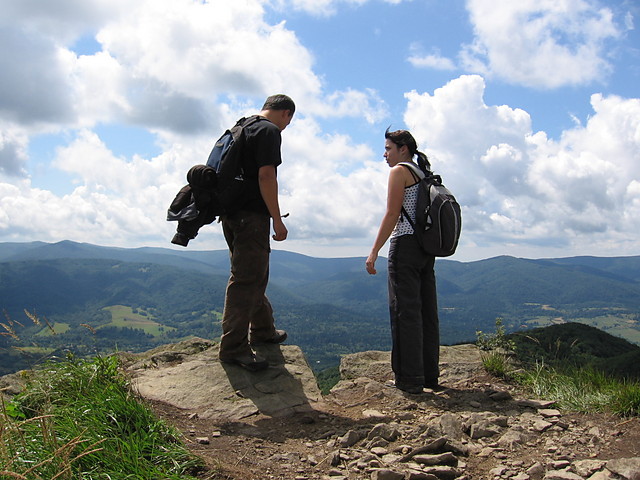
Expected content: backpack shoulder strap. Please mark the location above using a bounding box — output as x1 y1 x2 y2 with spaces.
397 162 423 227
236 114 265 128
398 161 425 182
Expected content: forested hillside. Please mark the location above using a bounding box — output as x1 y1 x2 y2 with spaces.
1 241 639 376
510 322 640 380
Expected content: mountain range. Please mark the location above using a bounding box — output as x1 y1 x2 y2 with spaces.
1 240 639 376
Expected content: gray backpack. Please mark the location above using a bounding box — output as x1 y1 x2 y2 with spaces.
399 162 462 257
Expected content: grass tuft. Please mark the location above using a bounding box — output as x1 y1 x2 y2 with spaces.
477 318 640 417
1 354 204 479
519 362 640 416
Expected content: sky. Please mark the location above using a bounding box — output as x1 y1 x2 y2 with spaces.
0 0 639 263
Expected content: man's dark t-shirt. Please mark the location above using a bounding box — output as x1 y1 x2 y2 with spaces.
237 116 282 215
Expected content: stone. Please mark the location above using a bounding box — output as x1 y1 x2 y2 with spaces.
363 409 389 420
420 466 461 480
527 462 545 480
469 421 501 439
573 460 606 477
439 413 464 439
543 470 583 480
587 471 617 480
406 472 439 480
497 429 532 448
606 457 640 480
339 429 364 447
368 423 402 442
413 452 458 467
122 338 322 420
371 447 389 456
517 399 557 409
532 419 554 432
489 390 513 401
539 409 562 418
513 473 530 480
370 469 405 480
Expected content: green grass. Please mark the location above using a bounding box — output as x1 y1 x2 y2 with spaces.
11 346 55 355
517 363 640 416
1 355 204 479
35 322 70 336
478 318 640 417
102 305 176 336
316 365 341 394
480 350 516 378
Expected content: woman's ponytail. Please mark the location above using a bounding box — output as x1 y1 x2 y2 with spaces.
416 151 431 174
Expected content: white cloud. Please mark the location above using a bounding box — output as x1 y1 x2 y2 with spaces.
0 0 392 255
0 116 385 253
461 0 622 88
404 75 640 258
97 0 319 100
269 0 406 17
0 0 637 263
0 125 29 178
310 89 388 123
0 28 75 125
279 118 385 244
408 45 456 71
0 0 129 43
0 124 217 248
1 0 386 135
408 53 456 71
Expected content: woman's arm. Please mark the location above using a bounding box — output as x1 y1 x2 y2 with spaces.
366 166 407 274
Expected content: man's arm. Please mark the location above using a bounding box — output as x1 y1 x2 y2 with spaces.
258 165 287 241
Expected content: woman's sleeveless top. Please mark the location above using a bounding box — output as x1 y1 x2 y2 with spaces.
392 182 419 238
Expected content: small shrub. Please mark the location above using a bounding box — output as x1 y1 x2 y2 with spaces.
476 318 516 378
476 317 515 352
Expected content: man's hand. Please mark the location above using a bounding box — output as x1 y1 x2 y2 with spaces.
272 217 288 241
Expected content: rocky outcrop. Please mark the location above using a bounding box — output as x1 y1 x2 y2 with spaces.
118 337 323 420
118 339 639 480
3 338 638 480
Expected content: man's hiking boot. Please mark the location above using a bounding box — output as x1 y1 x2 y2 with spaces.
220 352 269 372
251 329 287 346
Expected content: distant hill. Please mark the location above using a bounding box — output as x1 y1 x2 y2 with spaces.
1 241 639 376
510 322 640 380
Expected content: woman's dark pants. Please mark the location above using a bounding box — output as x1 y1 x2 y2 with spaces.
388 234 440 388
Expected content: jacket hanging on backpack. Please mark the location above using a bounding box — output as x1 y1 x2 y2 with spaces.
166 115 265 246
399 162 462 257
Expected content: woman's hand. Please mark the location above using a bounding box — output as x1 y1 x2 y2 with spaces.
366 252 378 275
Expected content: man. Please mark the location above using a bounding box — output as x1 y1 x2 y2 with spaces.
218 94 295 372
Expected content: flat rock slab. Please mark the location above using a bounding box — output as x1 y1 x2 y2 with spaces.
339 344 482 382
119 338 323 420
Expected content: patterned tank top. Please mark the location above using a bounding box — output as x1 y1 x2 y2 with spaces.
392 182 419 238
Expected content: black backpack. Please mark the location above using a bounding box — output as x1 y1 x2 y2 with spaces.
166 115 263 246
399 162 462 257
205 115 263 211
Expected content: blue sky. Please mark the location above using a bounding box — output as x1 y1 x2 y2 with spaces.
1 0 639 262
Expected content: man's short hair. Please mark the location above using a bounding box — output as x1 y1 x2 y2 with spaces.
262 94 296 114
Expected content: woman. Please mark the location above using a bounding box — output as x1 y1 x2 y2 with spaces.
366 128 440 394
